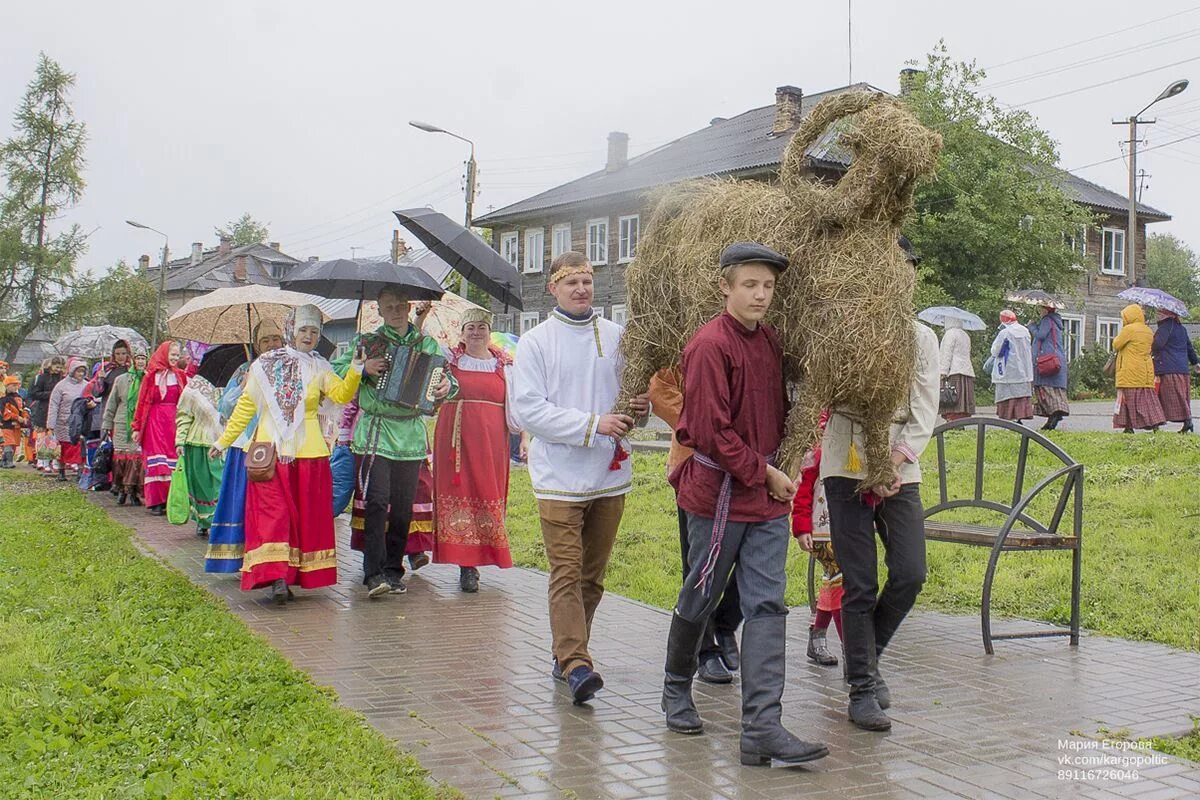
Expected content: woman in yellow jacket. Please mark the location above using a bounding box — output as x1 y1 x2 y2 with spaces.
211 305 363 604
1112 304 1166 433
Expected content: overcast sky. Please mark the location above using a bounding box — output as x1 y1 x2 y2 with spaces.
3 0 1199 273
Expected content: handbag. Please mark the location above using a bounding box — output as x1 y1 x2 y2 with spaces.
245 441 277 482
939 378 959 411
1036 322 1062 377
1103 353 1117 377
166 461 190 525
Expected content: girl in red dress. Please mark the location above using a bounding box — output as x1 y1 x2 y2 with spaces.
132 341 187 515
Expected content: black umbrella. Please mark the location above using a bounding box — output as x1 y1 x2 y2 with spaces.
280 258 445 302
198 338 338 387
393 208 523 310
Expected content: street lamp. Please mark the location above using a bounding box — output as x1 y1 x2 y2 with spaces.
1116 79 1188 286
409 120 477 228
126 219 169 349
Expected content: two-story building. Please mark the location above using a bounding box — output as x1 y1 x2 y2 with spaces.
140 237 303 316
474 78 1169 361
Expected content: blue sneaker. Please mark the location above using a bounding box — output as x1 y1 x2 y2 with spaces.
567 665 604 705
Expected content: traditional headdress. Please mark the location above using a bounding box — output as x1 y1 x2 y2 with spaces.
253 318 284 346
549 261 593 284
460 308 493 328
285 304 323 345
999 309 1018 325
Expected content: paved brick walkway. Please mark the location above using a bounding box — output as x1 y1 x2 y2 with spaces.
101 496 1200 799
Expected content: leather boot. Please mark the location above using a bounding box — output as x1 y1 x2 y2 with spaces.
738 614 829 765
843 611 891 731
873 599 910 711
661 612 704 734
806 626 839 666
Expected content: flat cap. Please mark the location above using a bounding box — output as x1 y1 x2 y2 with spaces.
719 241 789 273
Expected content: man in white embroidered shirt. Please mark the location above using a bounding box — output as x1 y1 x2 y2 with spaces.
512 251 649 705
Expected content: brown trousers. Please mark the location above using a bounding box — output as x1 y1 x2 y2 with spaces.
537 494 626 675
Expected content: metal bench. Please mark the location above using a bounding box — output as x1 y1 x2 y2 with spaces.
806 417 1083 655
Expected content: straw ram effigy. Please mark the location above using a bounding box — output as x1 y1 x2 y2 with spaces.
615 91 942 487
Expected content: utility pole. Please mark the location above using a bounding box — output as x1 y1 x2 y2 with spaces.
464 149 478 229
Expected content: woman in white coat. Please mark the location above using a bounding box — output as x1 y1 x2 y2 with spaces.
938 317 975 420
989 309 1034 422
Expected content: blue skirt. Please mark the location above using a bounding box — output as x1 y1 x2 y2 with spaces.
205 447 247 573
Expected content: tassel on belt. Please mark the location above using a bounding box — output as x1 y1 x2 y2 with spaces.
690 450 775 596
443 399 505 485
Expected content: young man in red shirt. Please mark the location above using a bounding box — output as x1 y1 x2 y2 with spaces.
663 242 828 766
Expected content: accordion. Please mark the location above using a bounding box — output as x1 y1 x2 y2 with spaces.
376 344 447 415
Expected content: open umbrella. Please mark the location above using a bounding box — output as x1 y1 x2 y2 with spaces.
490 331 518 360
393 208 523 309
407 292 487 349
1117 287 1190 317
53 325 149 358
917 306 986 331
1005 289 1066 310
168 286 329 344
197 337 338 387
280 258 445 302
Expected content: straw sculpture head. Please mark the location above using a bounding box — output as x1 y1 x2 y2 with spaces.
615 90 942 486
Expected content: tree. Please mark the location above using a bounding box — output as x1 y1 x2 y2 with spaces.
0 53 89 362
215 213 269 246
901 43 1095 316
61 261 161 343
1145 232 1200 314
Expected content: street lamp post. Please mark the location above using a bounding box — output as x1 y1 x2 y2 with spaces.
409 120 477 228
126 219 169 349
1114 79 1188 286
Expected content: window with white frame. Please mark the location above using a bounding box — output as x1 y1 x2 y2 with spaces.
524 228 544 274
587 218 609 265
1101 228 1126 275
1096 317 1122 351
1061 313 1084 361
520 311 540 334
552 223 572 259
610 303 628 327
493 314 513 334
1064 226 1087 258
618 215 639 262
500 232 519 268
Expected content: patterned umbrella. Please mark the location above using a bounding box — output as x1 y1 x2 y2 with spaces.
1117 287 1190 317
52 325 149 358
1005 289 1066 310
917 306 986 331
490 331 518 359
168 285 329 344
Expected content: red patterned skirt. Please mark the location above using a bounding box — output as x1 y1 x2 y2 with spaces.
1157 374 1193 422
1113 388 1167 430
241 457 337 591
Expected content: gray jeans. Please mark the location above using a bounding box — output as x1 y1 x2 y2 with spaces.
676 513 790 625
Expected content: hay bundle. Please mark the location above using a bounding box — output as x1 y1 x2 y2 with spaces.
617 91 942 487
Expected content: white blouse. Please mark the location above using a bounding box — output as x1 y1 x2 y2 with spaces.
454 352 521 433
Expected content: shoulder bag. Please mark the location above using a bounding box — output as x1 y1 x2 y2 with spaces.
245 441 277 482
1036 322 1062 377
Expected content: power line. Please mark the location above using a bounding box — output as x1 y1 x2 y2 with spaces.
983 6 1200 71
1008 54 1200 108
1070 130 1200 170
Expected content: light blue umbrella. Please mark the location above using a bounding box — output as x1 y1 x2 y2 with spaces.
1117 287 1189 317
917 306 986 331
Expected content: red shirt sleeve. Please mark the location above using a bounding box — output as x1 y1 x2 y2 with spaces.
679 338 766 489
791 449 821 537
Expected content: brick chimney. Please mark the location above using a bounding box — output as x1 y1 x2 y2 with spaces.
190 242 203 266
898 68 922 96
606 131 629 173
219 235 233 256
308 255 319 263
233 255 248 282
138 254 150 273
391 229 410 263
772 86 804 135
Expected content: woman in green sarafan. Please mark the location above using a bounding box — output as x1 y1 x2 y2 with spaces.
175 375 226 536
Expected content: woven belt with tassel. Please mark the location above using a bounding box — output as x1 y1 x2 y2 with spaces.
689 450 776 597
443 398 505 486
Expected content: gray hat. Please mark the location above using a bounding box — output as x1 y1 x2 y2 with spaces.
719 241 789 273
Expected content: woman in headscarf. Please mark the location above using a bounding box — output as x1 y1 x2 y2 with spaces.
101 346 148 505
47 357 89 481
937 316 975 421
175 374 226 537
30 356 64 473
132 340 187 515
1029 306 1070 431
1113 304 1167 433
206 319 285 574
432 308 521 592
1152 307 1199 433
211 305 363 604
989 309 1034 422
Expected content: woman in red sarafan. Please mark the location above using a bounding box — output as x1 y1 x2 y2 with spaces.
132 340 187 514
432 309 523 593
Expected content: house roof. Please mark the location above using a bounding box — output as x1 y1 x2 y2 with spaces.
313 248 457 321
475 83 1169 225
147 243 301 293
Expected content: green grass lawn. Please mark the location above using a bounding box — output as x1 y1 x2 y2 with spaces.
506 431 1200 652
0 473 455 800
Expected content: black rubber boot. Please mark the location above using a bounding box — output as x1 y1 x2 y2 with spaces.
873 599 911 711
739 614 829 765
843 611 891 731
661 612 704 734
